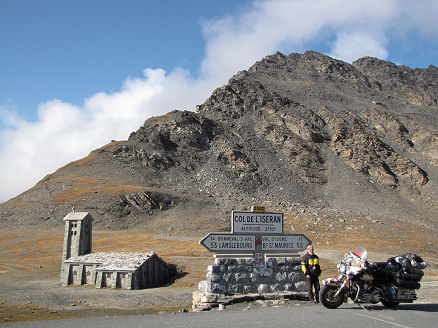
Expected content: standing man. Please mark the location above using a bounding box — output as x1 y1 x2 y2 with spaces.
301 245 321 303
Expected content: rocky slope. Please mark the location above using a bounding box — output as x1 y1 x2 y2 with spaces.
1 51 437 243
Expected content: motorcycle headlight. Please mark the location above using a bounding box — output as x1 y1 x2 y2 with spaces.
337 263 346 274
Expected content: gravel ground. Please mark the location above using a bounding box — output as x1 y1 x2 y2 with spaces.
1 230 436 324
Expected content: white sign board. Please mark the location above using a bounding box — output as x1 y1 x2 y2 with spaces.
232 211 283 234
200 233 255 253
261 234 311 252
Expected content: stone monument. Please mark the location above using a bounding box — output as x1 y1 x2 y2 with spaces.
193 207 311 311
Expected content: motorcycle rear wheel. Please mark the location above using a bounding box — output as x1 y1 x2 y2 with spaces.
381 299 400 307
320 284 345 309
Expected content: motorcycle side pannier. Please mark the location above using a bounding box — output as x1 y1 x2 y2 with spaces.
393 278 421 289
394 269 424 282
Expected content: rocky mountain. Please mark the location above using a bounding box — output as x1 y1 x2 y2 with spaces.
1 51 438 245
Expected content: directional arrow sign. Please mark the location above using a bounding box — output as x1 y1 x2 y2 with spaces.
261 234 311 253
200 233 255 253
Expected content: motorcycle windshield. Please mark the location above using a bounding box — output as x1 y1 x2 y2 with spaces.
352 246 368 260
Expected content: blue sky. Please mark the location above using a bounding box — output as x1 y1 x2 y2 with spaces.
0 0 252 123
1 0 437 202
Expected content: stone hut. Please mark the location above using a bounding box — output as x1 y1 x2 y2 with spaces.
60 212 176 289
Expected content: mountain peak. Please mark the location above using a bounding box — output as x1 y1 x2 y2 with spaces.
1 52 437 242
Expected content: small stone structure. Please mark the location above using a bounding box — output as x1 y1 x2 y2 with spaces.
60 211 176 289
193 255 307 311
194 208 311 311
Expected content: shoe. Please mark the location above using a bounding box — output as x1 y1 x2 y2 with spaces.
313 300 318 304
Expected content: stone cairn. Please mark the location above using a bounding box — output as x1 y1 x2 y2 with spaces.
192 255 308 311
193 208 311 311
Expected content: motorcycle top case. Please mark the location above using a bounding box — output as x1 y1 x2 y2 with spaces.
402 253 427 269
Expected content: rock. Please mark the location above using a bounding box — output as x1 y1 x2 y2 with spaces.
206 272 221 283
288 272 302 283
227 284 243 294
243 285 254 294
295 281 308 292
234 272 247 282
222 273 234 283
198 281 227 294
258 284 269 293
270 284 284 292
275 272 288 282
207 265 222 274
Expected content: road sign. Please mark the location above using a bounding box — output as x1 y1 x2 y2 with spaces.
199 233 255 253
261 234 311 253
200 233 312 254
232 211 283 234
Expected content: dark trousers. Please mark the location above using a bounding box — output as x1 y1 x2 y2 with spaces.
306 275 320 301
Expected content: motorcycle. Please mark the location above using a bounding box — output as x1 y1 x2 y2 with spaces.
320 246 427 309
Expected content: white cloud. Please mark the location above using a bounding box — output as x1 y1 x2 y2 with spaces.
0 105 20 128
328 32 389 63
394 0 438 37
199 0 397 80
1 0 437 202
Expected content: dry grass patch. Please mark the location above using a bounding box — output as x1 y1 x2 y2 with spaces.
50 176 181 206
51 178 150 205
51 176 104 205
0 230 63 276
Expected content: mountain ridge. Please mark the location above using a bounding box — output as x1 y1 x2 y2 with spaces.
1 51 437 253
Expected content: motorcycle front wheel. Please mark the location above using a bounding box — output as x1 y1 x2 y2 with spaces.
320 284 345 309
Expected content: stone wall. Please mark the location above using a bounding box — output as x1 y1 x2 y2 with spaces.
193 255 308 311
